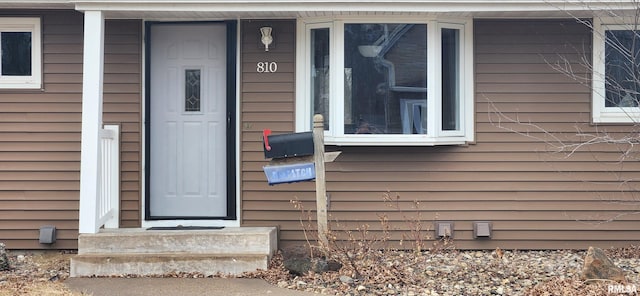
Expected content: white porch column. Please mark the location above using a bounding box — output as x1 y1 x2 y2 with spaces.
78 10 105 234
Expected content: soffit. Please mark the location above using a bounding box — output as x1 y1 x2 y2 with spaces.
0 0 72 9
0 0 636 19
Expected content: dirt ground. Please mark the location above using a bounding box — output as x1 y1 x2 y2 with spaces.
0 250 82 296
1 247 638 296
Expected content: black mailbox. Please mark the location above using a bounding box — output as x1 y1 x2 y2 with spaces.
263 130 314 159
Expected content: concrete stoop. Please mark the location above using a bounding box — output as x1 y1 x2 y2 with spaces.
70 227 277 277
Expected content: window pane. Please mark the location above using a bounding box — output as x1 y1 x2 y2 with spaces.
605 30 640 107
1 32 32 76
344 24 427 134
185 69 201 112
442 28 460 131
311 28 330 130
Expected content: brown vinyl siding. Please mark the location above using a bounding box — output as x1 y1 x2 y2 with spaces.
0 10 142 249
241 18 640 250
239 19 298 231
103 19 142 228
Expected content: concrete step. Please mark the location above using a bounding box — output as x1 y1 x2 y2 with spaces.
70 253 269 277
77 227 277 255
71 227 277 277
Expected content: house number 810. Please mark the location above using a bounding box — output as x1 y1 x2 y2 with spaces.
257 62 278 73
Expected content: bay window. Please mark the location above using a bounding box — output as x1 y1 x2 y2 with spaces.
296 18 473 145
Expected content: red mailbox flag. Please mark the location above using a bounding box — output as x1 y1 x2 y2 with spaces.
263 129 272 151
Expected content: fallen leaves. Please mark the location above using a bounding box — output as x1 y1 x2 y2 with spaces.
2 245 639 296
0 251 82 296
243 247 639 296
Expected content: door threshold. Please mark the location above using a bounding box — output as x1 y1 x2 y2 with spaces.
141 219 240 228
146 226 225 230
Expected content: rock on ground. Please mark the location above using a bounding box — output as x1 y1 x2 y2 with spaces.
0 242 10 271
581 246 626 283
281 245 341 275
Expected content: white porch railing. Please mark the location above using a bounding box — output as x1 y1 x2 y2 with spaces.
96 124 120 230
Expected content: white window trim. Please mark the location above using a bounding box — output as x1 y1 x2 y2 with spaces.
592 18 640 124
0 17 42 89
437 22 468 138
296 17 474 146
297 21 333 134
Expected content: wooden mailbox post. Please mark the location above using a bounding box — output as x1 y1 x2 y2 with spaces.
262 114 333 247
313 114 328 247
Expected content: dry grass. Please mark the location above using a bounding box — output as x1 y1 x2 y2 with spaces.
0 281 81 296
0 251 86 296
525 278 614 296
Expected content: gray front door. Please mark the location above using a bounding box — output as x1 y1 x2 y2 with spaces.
149 23 228 218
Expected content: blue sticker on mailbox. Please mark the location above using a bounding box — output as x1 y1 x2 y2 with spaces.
263 162 316 185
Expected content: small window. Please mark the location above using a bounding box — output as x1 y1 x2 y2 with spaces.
310 27 330 130
604 29 640 108
593 21 640 123
0 17 41 89
441 27 460 131
185 69 201 112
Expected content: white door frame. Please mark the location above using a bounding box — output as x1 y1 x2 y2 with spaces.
141 20 241 228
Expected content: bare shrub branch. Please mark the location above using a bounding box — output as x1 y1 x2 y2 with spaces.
487 1 640 223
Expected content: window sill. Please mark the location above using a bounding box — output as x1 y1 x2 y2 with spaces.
593 109 640 124
0 82 42 89
324 135 469 146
